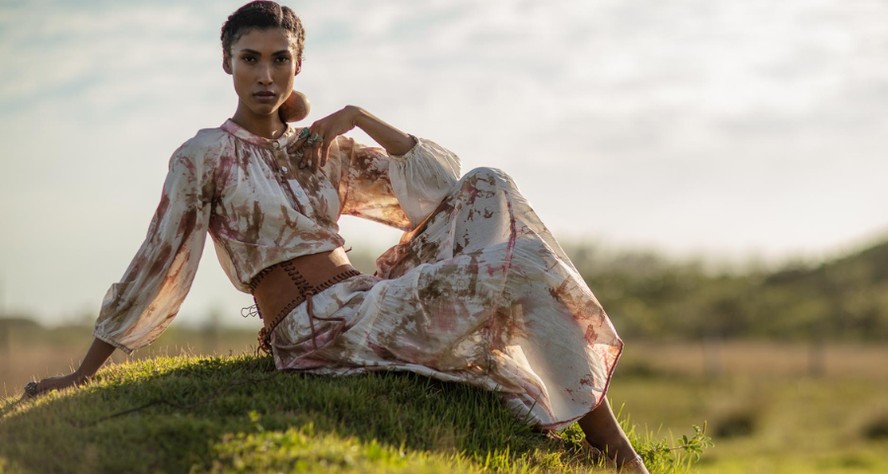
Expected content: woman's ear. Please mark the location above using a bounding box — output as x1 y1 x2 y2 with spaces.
294 59 302 76
222 54 233 75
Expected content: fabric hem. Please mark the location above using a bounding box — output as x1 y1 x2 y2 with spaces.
535 337 625 432
388 135 422 160
93 330 135 355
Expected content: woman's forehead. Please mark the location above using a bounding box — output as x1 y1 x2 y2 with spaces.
231 27 296 52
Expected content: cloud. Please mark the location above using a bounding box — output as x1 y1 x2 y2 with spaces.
2 0 887 324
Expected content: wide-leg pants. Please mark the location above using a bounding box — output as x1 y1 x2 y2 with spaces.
270 167 623 430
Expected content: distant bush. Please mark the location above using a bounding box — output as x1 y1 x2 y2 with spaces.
565 238 888 342
862 415 888 440
712 410 757 439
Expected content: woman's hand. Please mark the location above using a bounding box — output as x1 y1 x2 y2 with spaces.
21 373 86 400
287 105 416 172
288 106 360 172
20 338 115 401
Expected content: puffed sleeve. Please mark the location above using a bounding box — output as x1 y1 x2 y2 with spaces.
339 137 461 230
93 140 214 353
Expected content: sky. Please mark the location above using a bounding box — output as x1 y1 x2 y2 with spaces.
1 0 886 327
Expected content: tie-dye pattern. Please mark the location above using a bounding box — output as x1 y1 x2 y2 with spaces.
93 119 622 429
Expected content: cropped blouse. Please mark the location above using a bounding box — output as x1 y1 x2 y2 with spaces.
94 119 461 353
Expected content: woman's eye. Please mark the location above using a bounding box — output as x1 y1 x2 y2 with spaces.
275 56 291 64
241 56 257 63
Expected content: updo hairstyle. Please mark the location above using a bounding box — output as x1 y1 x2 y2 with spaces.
220 1 305 72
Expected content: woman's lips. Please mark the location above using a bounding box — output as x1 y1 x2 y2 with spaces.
254 91 276 102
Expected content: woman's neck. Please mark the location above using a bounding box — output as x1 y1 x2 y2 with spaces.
230 108 287 139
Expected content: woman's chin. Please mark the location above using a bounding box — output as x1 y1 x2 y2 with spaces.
241 102 283 118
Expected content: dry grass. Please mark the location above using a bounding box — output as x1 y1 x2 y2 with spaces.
619 339 888 379
609 342 888 473
1 324 257 397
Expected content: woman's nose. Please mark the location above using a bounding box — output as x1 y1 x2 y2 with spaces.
257 63 273 83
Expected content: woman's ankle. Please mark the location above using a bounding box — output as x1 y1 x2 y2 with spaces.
585 436 636 464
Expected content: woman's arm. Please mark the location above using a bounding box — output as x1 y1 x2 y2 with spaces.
25 338 115 397
24 137 215 400
93 140 214 354
352 107 416 155
289 105 416 172
287 104 460 230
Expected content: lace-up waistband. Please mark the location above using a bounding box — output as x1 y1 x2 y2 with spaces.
246 248 361 354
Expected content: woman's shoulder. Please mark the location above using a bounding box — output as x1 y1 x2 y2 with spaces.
170 127 231 160
164 127 232 175
177 127 230 153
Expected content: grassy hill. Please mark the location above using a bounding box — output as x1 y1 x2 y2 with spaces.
0 354 707 473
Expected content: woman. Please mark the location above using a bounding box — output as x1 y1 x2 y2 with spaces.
25 2 647 472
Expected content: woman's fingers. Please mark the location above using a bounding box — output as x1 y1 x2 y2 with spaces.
302 136 321 172
286 128 311 168
318 138 332 171
287 127 310 154
296 128 327 171
287 106 355 171
308 132 328 172
22 375 74 399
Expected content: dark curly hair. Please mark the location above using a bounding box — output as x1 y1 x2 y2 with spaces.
221 1 305 71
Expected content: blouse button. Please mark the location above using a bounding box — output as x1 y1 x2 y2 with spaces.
281 166 289 173
272 141 280 149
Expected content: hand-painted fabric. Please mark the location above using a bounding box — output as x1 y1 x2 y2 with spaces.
94 119 622 429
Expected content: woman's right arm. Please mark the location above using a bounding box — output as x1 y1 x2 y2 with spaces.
26 338 115 396
25 137 216 398
93 139 215 354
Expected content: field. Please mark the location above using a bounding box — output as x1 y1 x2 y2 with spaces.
2 322 888 472
612 341 888 473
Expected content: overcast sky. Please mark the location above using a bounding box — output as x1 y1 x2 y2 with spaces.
1 0 886 326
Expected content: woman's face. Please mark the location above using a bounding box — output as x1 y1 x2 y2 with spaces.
225 27 298 123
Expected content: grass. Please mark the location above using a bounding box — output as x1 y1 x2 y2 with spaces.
0 354 708 473
5 327 888 472
609 372 888 473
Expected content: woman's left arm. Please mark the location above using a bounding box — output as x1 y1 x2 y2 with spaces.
288 105 460 230
289 105 415 172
